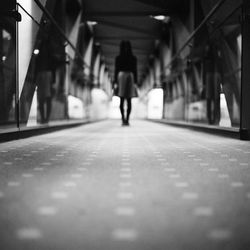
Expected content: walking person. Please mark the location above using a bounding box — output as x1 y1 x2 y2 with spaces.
114 40 138 126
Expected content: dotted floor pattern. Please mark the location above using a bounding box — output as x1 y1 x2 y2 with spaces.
0 120 250 250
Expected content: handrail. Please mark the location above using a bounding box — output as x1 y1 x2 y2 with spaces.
164 0 227 70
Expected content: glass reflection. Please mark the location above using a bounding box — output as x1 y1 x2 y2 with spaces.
161 5 241 128
0 16 16 130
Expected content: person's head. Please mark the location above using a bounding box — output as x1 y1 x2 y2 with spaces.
119 40 126 55
119 40 133 56
125 41 132 55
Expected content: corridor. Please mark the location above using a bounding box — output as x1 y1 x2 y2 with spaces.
0 120 250 249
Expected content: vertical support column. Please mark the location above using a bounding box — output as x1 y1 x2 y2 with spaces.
241 1 250 140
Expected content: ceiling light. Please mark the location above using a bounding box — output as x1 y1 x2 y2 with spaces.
87 21 98 26
152 15 166 21
150 15 170 23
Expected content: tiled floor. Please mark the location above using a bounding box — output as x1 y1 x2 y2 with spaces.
0 120 250 250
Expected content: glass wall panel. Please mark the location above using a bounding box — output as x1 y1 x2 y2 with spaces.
17 0 95 128
18 0 69 128
162 2 242 128
0 0 112 135
0 3 17 132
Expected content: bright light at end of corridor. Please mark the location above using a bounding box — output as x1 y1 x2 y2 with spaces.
109 96 139 119
111 96 120 107
147 88 163 119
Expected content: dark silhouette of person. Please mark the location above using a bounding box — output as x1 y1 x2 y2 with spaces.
114 41 138 126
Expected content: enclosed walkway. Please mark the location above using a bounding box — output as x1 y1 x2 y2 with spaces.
0 120 250 249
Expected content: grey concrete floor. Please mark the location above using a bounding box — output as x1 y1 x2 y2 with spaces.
0 120 250 250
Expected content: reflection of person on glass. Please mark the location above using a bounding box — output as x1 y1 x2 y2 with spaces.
36 20 54 124
114 41 138 126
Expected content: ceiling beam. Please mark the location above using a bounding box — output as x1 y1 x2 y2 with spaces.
131 0 166 9
93 19 156 35
106 64 146 71
95 36 157 40
102 48 150 55
84 11 169 17
131 0 188 15
102 53 149 58
100 42 151 53
105 57 147 62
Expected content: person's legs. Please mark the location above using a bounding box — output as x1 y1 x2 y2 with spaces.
126 98 132 125
119 97 125 124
